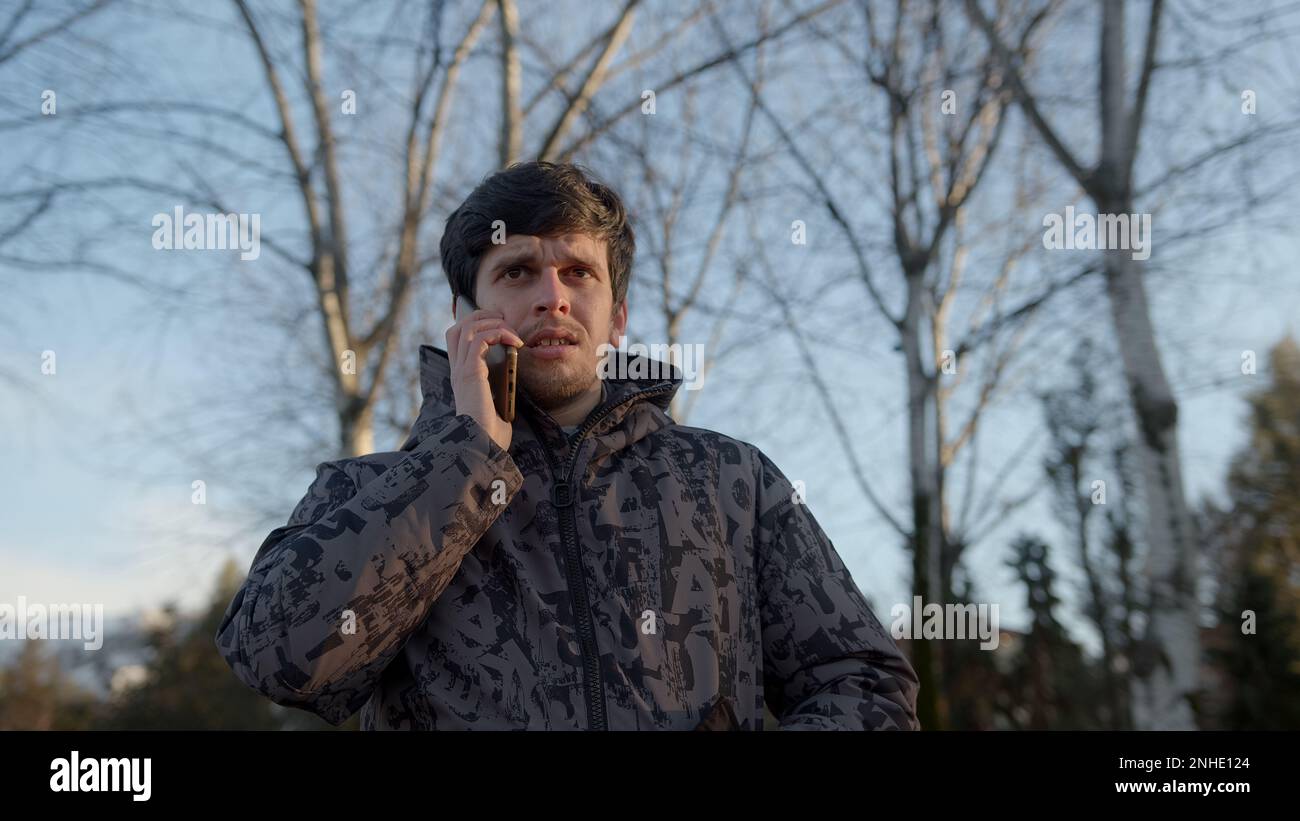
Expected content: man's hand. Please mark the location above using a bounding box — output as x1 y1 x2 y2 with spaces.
445 307 525 451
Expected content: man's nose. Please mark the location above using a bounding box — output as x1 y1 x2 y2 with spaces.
532 268 570 316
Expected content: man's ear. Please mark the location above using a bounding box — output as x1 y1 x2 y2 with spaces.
609 299 628 346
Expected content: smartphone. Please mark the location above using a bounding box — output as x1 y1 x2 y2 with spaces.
459 297 518 423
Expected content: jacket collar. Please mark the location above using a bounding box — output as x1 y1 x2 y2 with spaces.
400 344 683 451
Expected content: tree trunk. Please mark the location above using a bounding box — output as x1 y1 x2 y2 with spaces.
340 393 375 458
903 270 945 729
1102 247 1198 729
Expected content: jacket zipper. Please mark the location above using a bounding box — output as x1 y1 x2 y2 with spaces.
527 383 675 731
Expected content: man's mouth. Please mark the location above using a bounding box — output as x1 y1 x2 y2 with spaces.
525 326 580 346
527 338 578 359
524 327 581 359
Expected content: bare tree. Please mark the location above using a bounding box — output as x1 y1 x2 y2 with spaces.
0 0 122 391
0 0 114 66
188 1 840 458
613 53 764 423
959 0 1300 728
1040 339 1143 728
0 0 863 572
717 0 1090 727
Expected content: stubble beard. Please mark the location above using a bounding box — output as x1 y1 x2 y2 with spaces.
519 345 599 410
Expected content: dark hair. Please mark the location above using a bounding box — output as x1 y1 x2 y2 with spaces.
439 160 635 308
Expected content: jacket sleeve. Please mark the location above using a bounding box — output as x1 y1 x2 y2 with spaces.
214 413 524 725
753 449 921 730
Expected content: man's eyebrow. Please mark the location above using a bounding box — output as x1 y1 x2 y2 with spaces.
490 251 603 270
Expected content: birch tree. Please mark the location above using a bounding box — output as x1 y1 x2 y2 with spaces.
717 0 1089 727
964 0 1221 728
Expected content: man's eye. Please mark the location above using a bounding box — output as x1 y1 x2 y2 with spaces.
503 267 525 280
571 268 592 278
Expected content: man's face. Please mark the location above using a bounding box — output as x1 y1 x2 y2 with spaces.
462 232 628 410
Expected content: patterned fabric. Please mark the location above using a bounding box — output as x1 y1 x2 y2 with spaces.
215 344 920 730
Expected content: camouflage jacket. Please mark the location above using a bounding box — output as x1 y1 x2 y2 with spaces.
215 344 920 730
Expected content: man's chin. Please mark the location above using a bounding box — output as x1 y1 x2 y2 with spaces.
519 358 598 411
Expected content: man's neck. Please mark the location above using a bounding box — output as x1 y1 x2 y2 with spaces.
545 377 605 428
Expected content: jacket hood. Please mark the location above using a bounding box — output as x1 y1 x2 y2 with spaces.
399 343 683 452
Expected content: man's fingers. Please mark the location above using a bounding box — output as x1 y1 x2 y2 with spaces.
472 330 525 361
445 322 461 356
456 321 513 373
463 320 523 356
447 308 503 349
459 308 504 325
448 311 522 386
481 327 525 348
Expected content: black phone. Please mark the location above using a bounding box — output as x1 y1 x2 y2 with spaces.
459 297 518 423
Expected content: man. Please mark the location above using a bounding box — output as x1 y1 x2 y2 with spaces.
215 161 920 730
